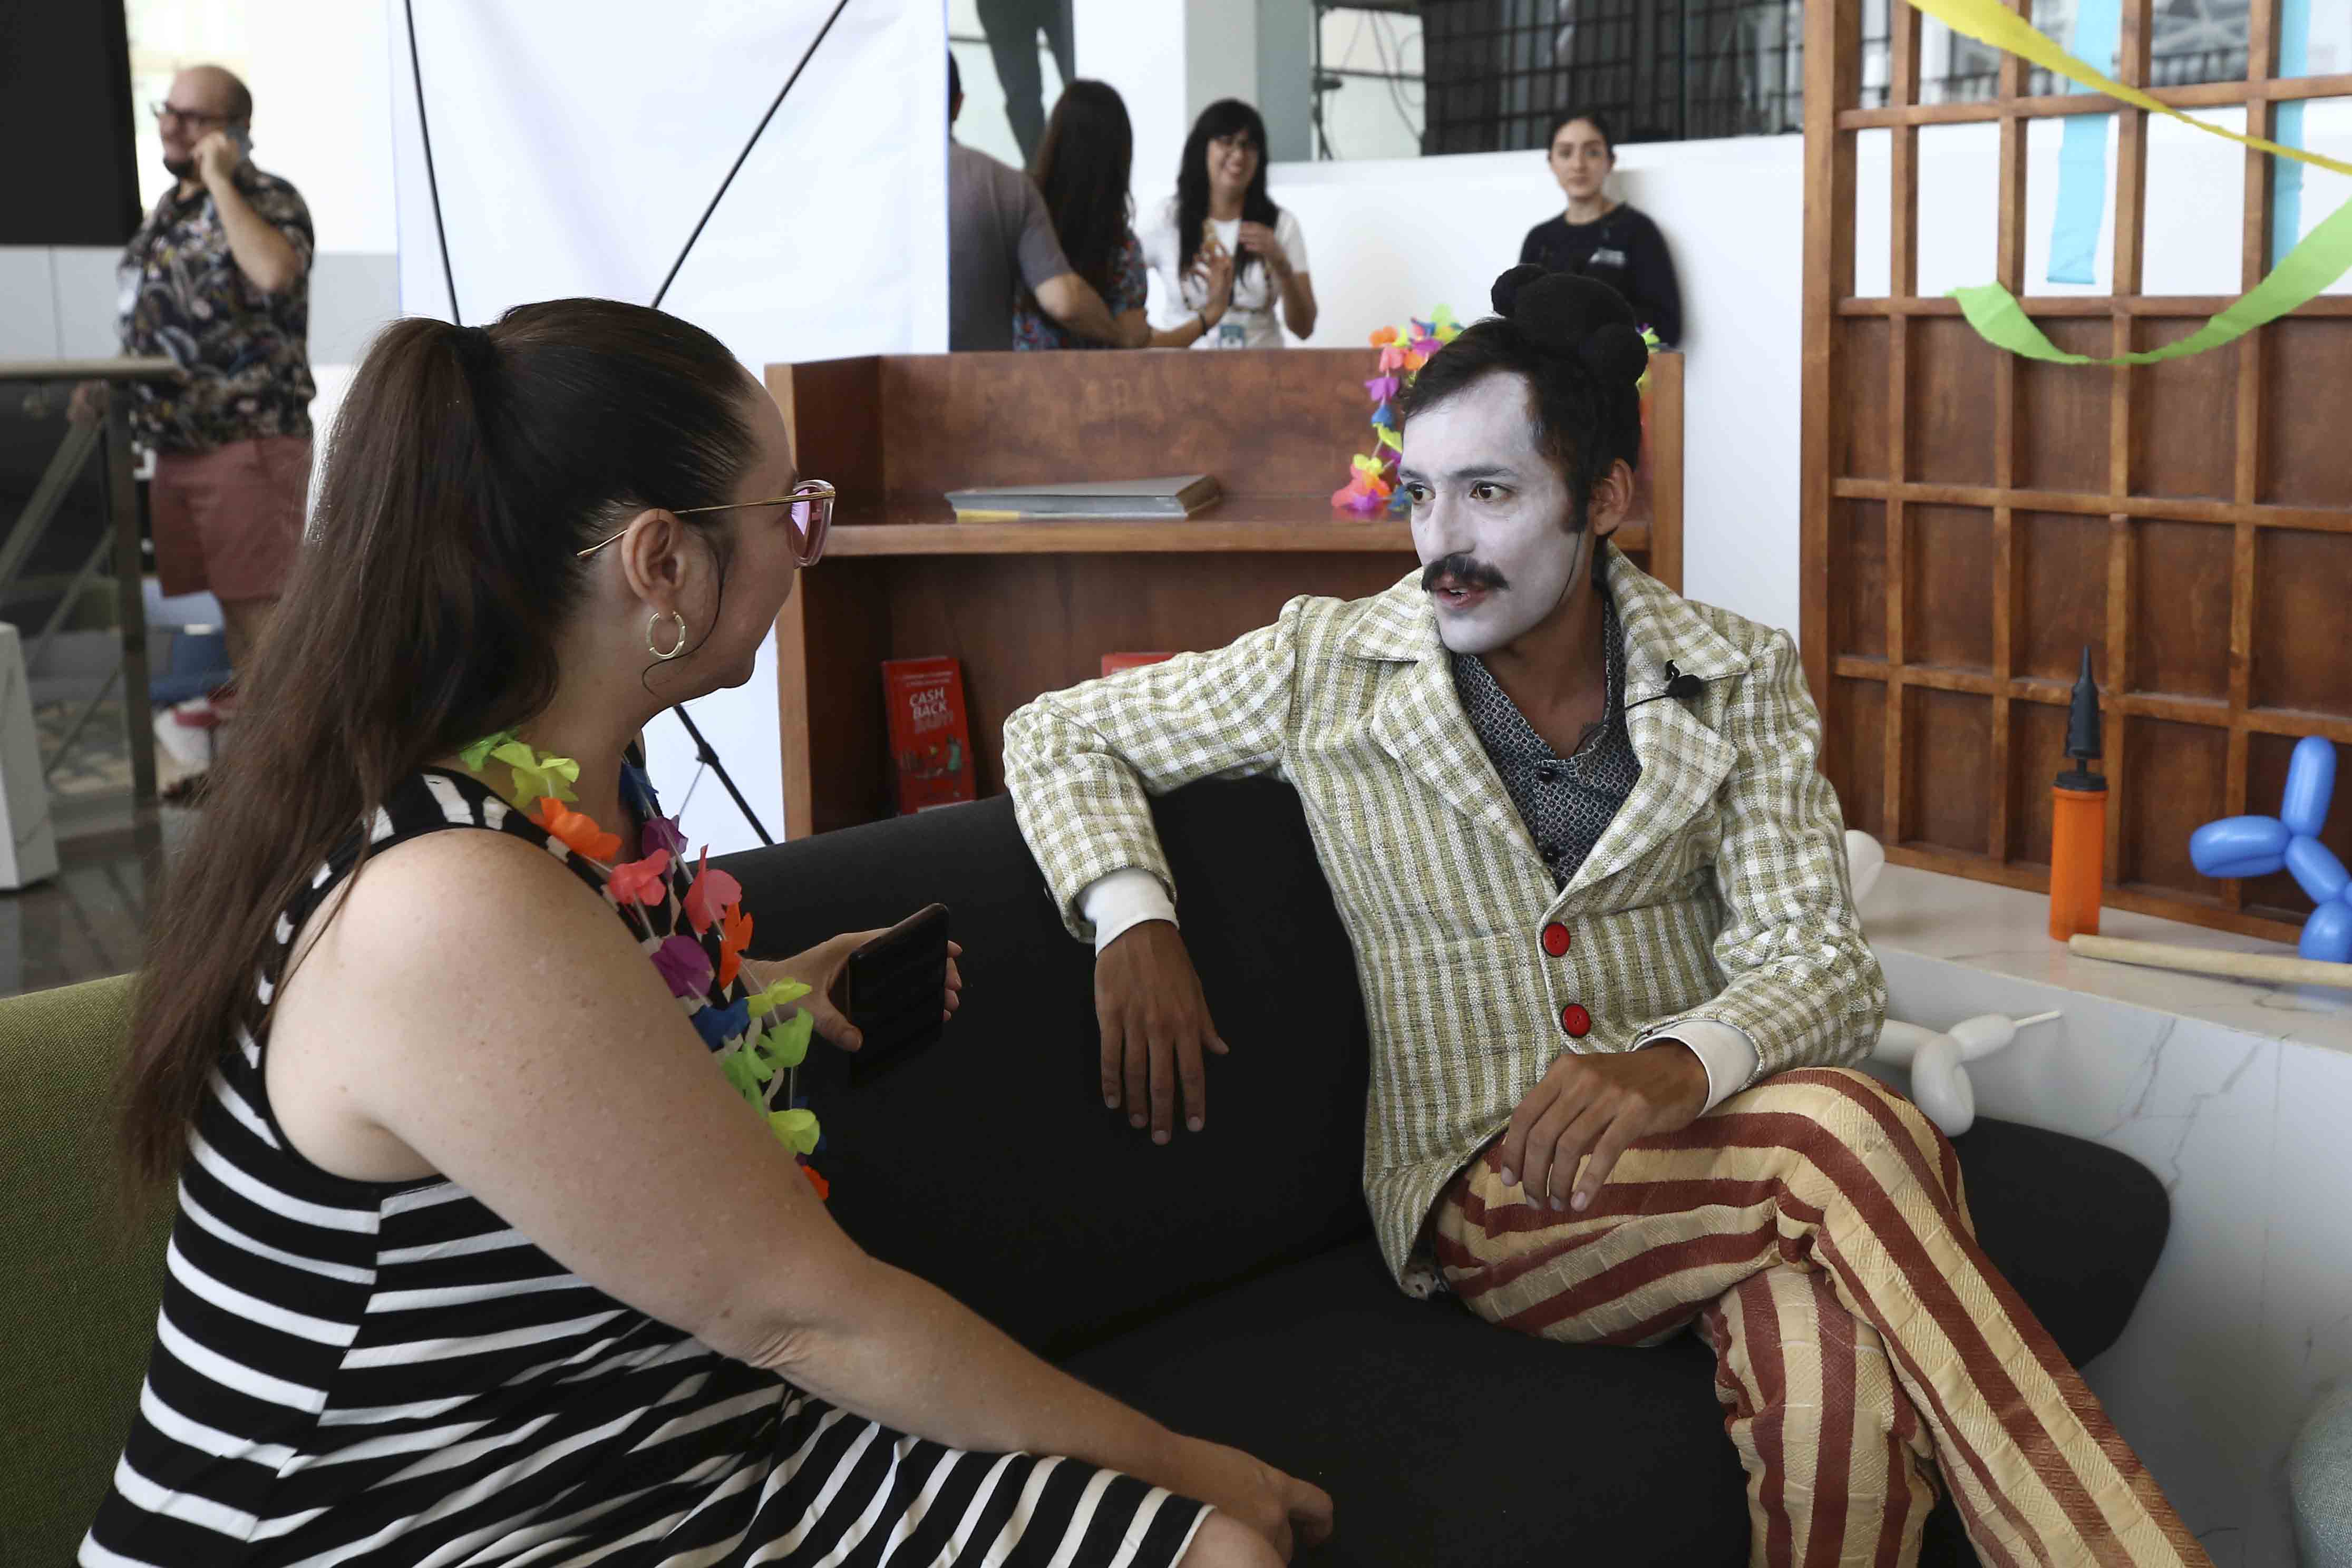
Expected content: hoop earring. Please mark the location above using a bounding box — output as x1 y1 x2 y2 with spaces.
647 609 688 660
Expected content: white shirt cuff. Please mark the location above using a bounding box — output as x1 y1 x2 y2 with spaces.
1078 868 1178 953
1644 1019 1761 1113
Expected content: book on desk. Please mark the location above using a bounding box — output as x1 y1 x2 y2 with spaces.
946 474 1220 521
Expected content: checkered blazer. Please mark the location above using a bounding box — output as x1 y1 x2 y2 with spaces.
1002 546 1886 1281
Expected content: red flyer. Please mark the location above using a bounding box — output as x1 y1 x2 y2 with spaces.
1100 652 1177 677
882 657 976 813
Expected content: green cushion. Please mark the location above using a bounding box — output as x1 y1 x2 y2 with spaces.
0 976 172 1567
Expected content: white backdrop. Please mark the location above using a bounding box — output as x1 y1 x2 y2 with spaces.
387 0 949 852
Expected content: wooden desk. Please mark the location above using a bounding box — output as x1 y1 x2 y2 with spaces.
766 348 1683 837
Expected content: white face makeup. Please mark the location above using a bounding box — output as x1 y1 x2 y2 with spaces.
1398 372 1589 656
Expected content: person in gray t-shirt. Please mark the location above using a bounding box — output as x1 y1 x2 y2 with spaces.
948 56 1124 352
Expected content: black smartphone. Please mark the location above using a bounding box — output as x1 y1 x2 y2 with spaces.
839 904 950 1083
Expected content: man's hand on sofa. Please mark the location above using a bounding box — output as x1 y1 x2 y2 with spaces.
1095 919 1227 1143
741 933 965 1050
1160 1434 1335 1560
1495 1043 1709 1215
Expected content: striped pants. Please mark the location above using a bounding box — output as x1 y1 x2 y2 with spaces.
1432 1068 2208 1568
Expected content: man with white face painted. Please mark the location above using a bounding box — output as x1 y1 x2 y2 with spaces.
1410 372 1597 656
1003 269 2207 1566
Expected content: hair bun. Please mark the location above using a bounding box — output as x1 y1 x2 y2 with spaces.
1490 266 1648 386
1578 320 1649 387
1489 263 1549 319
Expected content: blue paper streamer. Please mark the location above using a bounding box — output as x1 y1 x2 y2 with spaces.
2047 0 2122 285
2275 0 2312 269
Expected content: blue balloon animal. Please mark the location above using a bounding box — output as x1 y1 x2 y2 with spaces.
2189 736 2351 962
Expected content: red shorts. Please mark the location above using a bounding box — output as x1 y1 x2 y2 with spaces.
149 435 311 602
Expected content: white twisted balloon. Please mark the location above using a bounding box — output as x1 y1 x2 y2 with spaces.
1845 829 2060 1135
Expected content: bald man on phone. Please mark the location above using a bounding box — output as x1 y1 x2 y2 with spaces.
75 65 316 705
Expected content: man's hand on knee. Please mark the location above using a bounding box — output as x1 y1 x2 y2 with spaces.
1094 920 1228 1144
1496 1043 1709 1213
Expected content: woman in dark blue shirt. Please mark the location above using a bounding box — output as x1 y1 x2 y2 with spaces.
1519 111 1683 348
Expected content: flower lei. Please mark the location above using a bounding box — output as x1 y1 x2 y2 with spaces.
1328 307 1664 517
461 732 828 1200
1330 306 1464 518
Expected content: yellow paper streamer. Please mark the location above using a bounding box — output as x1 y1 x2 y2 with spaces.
1910 0 2352 365
1910 0 2352 177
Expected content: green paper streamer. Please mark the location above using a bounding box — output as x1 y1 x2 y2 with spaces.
1952 190 2352 365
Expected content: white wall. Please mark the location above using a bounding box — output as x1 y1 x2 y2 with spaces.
1073 0 1192 225
243 0 399 256
1187 0 1260 128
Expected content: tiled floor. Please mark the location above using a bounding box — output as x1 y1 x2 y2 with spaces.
37 695 138 800
0 798 191 998
4 677 215 996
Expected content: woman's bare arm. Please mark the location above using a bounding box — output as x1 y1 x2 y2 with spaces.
268 832 1199 1475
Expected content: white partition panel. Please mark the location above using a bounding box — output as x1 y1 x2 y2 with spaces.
388 0 949 852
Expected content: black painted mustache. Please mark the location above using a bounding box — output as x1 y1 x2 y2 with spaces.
1422 554 1510 593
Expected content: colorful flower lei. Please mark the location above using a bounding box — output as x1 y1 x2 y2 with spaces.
463 733 827 1198
1330 306 1463 518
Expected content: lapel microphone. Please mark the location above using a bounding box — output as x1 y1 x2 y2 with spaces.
1624 660 1719 712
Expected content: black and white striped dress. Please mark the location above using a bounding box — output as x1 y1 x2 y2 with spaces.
83 768 1207 1567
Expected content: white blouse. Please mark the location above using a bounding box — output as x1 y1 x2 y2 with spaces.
1136 198 1311 349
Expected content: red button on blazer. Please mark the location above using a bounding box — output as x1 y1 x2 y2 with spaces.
1561 1004 1593 1038
1541 922 1571 957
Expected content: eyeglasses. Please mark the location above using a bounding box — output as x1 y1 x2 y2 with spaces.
151 102 235 129
576 480 835 567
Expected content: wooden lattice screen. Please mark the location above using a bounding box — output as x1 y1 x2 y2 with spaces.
1801 0 2352 942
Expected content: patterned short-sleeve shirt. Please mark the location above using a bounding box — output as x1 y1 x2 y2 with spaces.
116 166 316 453
1450 560 1642 888
1012 230 1149 351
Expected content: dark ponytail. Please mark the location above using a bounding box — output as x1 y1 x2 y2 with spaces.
1399 266 1649 534
120 299 760 1186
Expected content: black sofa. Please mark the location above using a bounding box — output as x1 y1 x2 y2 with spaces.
720 778 2171 1567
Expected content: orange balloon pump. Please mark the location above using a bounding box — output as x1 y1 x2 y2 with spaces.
2048 647 2108 942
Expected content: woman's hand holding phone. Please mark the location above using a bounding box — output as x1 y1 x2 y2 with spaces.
743 926 963 1051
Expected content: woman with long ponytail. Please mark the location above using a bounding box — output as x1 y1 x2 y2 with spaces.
89 299 1330 1568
